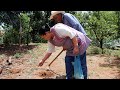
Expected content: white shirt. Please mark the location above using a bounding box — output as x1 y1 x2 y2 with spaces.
47 23 76 53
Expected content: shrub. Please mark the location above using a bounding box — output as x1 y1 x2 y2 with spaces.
13 53 22 59
88 46 102 54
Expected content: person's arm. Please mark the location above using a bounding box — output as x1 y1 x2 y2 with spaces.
39 52 52 66
64 13 78 30
38 41 55 66
72 36 79 55
64 13 87 35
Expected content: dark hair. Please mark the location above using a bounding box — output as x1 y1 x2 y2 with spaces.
49 19 56 27
38 24 50 35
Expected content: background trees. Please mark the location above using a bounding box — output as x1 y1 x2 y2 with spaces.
74 11 120 53
0 11 120 54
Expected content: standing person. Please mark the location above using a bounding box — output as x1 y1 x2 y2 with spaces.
38 23 91 79
50 11 88 79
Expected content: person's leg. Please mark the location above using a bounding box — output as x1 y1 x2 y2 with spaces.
80 51 87 79
65 56 74 79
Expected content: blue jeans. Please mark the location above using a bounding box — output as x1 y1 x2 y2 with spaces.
65 51 87 79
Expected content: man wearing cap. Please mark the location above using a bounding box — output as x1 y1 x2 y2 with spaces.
50 11 88 79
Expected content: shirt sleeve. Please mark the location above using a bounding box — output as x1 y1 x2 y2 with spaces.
64 13 78 30
54 23 76 39
47 41 55 53
64 13 87 35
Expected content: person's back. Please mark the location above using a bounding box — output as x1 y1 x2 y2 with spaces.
63 13 87 35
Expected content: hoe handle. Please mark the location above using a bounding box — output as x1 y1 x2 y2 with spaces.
48 49 64 67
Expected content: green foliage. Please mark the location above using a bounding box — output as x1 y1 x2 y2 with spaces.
1 11 120 47
0 30 4 44
1 12 33 45
115 11 120 38
103 48 120 58
0 37 3 44
19 13 32 45
74 11 89 29
84 11 118 51
103 49 112 55
65 11 76 15
88 46 102 54
3 28 20 46
0 11 21 30
30 11 50 43
30 11 50 31
33 33 47 43
88 46 120 59
13 53 22 59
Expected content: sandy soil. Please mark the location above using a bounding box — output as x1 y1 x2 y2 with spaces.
0 43 120 79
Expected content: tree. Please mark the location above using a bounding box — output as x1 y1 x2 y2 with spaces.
115 11 120 39
20 13 31 45
0 11 21 30
29 11 50 43
85 11 117 53
0 11 23 46
0 11 34 46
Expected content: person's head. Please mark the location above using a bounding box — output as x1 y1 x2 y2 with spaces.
49 19 56 27
38 24 54 40
50 11 65 23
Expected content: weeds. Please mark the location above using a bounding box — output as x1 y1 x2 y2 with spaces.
13 53 22 59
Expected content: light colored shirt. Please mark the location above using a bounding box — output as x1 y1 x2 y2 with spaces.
63 13 87 35
47 23 91 56
47 23 76 53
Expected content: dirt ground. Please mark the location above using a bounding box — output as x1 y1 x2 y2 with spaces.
0 43 120 79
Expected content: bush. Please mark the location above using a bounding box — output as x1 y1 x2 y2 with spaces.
88 46 102 54
32 34 47 43
103 49 111 55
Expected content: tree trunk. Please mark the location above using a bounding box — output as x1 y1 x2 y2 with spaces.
19 17 22 46
31 30 36 43
26 22 30 46
100 39 103 54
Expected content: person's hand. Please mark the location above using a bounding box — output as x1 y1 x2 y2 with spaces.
62 47 66 51
73 46 79 55
38 60 45 67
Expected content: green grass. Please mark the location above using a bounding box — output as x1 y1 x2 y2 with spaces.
27 50 33 54
103 48 120 58
87 46 120 58
87 46 102 55
13 53 23 59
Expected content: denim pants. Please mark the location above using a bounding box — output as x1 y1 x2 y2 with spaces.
65 51 87 79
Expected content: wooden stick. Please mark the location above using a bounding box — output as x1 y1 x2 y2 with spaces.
48 49 64 67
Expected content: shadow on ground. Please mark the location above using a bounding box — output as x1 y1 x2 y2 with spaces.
0 44 37 56
43 75 66 79
36 69 66 79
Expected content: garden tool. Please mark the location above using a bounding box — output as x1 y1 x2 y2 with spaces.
46 49 64 71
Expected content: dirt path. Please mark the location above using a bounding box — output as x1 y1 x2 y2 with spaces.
0 43 120 79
